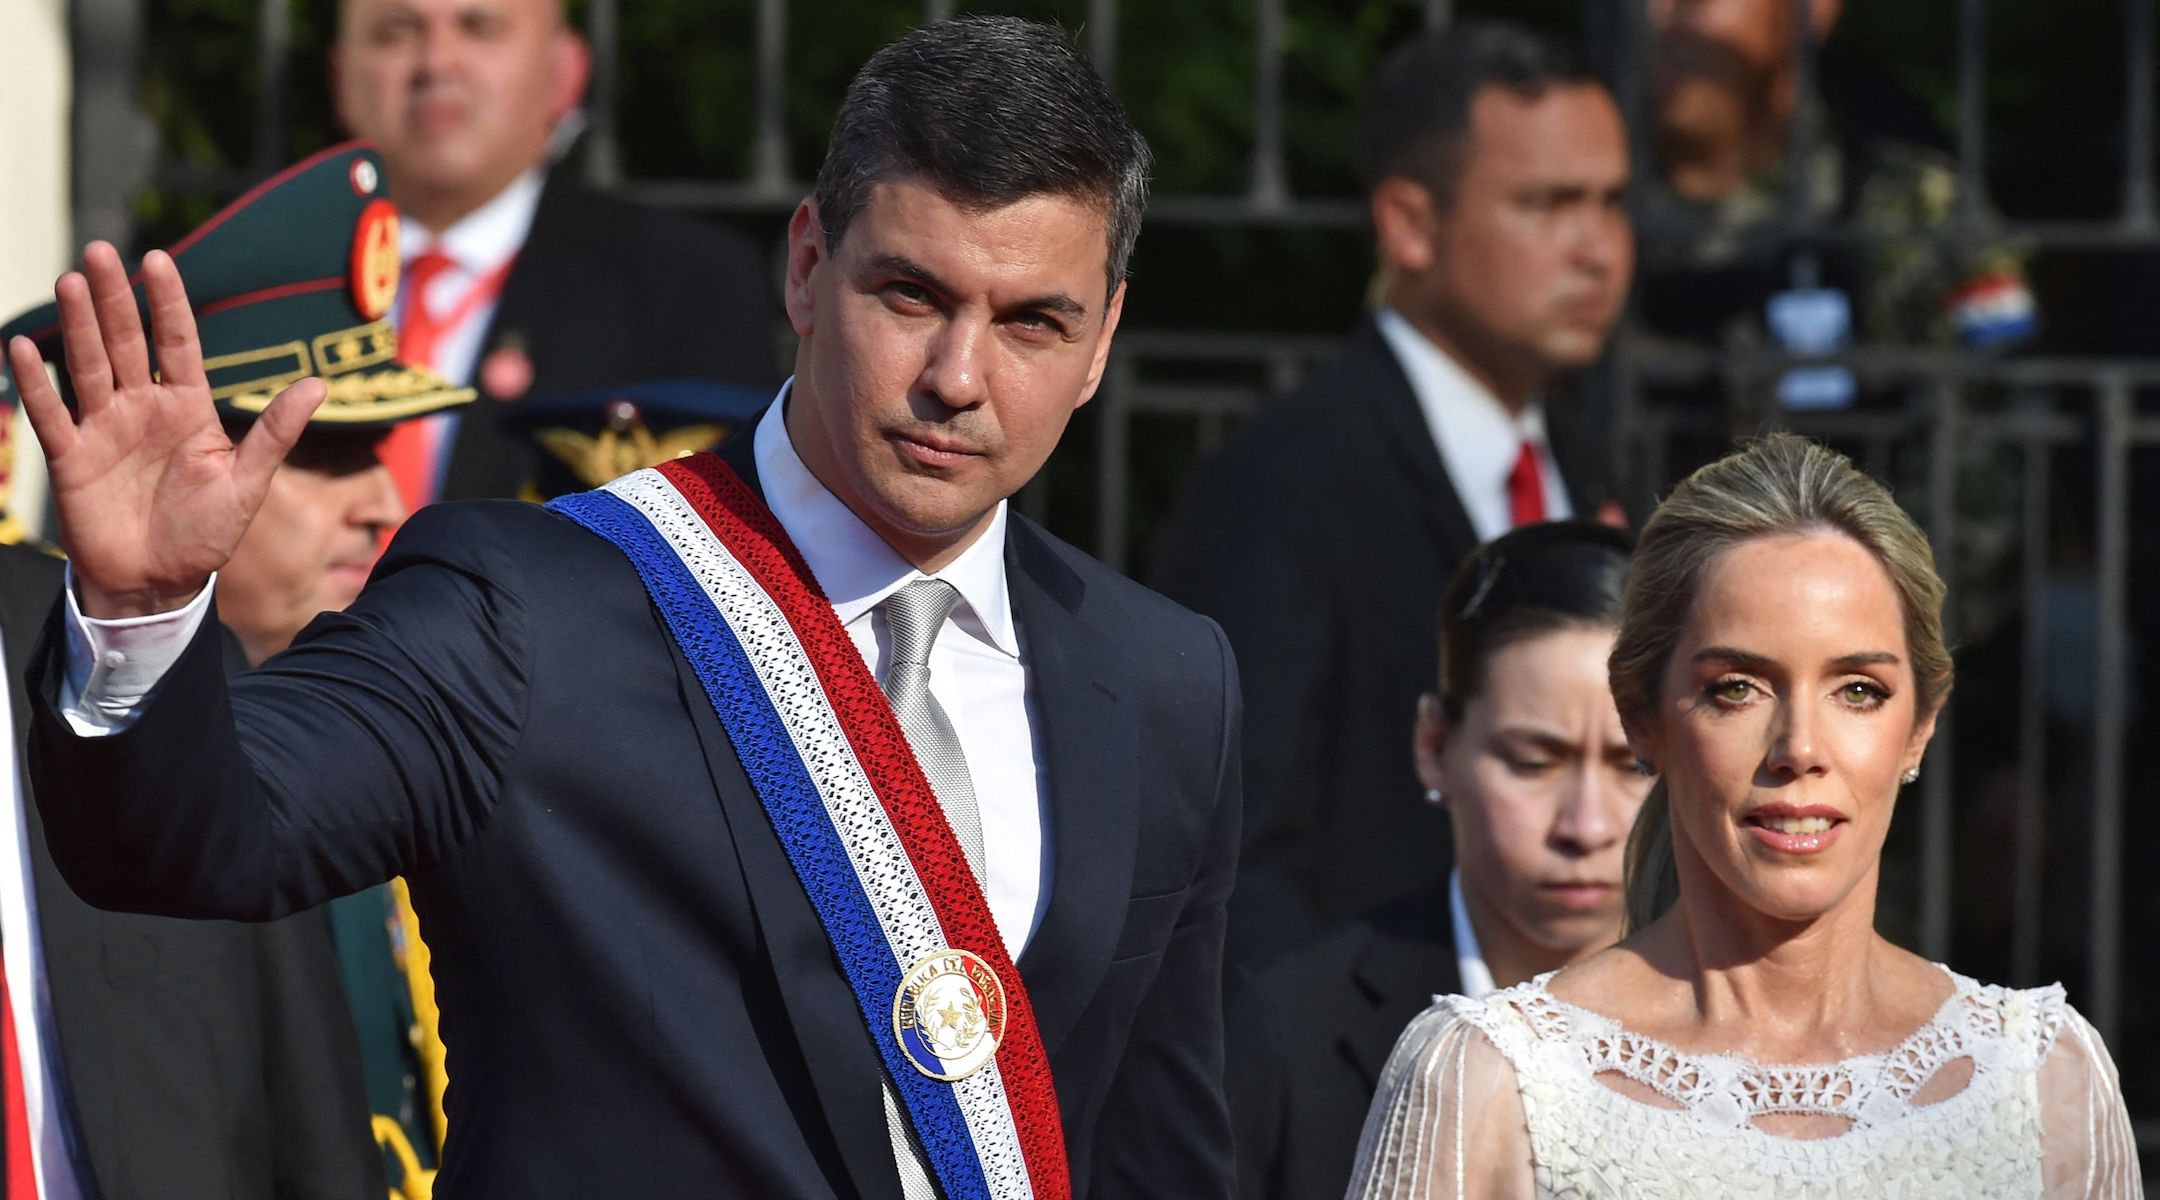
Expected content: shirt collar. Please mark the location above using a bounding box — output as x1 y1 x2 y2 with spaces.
1375 306 1548 492
1449 868 1498 999
397 168 546 273
751 383 1018 658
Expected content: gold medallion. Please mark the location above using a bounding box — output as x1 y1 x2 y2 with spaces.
892 948 1006 1081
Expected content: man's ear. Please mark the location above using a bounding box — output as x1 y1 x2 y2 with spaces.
1370 177 1441 276
1811 0 1844 41
1074 280 1126 410
550 30 594 121
783 200 827 339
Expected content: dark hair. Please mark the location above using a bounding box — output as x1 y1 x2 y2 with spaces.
813 16 1153 295
1360 19 1599 203
1437 520 1634 723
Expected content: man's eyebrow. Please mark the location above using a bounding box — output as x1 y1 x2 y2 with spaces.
1009 292 1089 320
864 254 951 295
862 254 1090 320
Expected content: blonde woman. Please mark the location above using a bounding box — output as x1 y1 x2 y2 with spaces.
1347 434 2140 1198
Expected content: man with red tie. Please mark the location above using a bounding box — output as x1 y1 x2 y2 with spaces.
1151 20 1635 971
331 0 780 513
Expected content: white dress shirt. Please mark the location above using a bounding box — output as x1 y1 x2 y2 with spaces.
1374 307 1572 542
1447 868 1497 1000
393 169 546 500
0 639 87 1200
395 168 544 389
754 392 1051 957
57 384 1052 959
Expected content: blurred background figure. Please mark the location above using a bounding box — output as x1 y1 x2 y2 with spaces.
331 0 780 513
1224 521 1648 1200
1150 18 1633 970
1634 0 2035 407
0 143 416 1200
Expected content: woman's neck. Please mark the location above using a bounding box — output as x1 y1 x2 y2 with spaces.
1644 849 1902 1058
1460 874 1620 992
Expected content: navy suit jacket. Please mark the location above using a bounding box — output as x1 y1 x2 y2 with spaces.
27 433 1242 1198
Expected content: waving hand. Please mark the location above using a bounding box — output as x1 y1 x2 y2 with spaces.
5 241 325 617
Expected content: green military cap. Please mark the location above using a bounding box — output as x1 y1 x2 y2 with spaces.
0 141 472 429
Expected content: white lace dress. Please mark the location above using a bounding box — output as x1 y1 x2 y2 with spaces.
1346 969 2141 1199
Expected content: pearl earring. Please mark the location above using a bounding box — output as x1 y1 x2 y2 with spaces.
1424 788 1445 806
1901 766 1921 785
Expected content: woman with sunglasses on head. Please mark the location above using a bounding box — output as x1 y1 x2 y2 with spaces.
1347 433 2140 1198
1226 521 1650 1200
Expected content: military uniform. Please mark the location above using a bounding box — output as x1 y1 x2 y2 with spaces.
1636 105 2036 355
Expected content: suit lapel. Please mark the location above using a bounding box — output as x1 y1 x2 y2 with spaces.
657 430 898 1200
438 173 580 501
1342 885 1461 1089
1544 391 1616 519
1355 321 1481 558
665 635 902 1200
1004 520 1138 1057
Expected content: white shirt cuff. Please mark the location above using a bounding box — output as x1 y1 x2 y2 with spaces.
60 567 216 737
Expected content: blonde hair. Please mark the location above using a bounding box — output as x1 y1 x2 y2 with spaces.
1612 433 1955 933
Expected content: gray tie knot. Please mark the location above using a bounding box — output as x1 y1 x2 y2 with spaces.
882 578 961 669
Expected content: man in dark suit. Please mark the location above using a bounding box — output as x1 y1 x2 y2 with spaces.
1149 20 1633 970
13 17 1238 1199
332 0 780 508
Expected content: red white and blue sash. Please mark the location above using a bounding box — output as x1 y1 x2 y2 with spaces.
549 454 1069 1200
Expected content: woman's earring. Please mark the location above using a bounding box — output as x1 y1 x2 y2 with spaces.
1424 788 1445 806
1901 766 1921 785
1634 759 1657 777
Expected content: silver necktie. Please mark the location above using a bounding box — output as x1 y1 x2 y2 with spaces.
879 578 986 883
876 578 985 1200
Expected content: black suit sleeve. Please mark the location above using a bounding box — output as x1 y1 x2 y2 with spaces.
27 504 534 920
1149 467 1338 967
1089 619 1242 1198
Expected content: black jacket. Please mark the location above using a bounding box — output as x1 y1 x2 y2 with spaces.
1149 321 1613 970
1225 884 1459 1200
0 544 377 1200
440 172 783 502
26 430 1243 1198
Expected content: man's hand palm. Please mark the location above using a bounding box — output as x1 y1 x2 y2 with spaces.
6 241 323 617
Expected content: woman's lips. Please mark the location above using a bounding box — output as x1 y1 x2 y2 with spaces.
1742 812 1847 855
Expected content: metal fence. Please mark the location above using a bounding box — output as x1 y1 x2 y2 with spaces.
76 0 2160 1150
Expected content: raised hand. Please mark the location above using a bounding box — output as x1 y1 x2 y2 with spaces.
7 241 325 618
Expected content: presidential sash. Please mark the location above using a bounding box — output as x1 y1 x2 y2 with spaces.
549 455 1070 1200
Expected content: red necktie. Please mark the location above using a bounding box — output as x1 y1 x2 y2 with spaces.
378 250 459 520
3 971 34 1197
1508 440 1548 527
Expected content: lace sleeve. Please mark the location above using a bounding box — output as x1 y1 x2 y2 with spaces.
1343 1001 1534 1200
2037 1006 2144 1198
